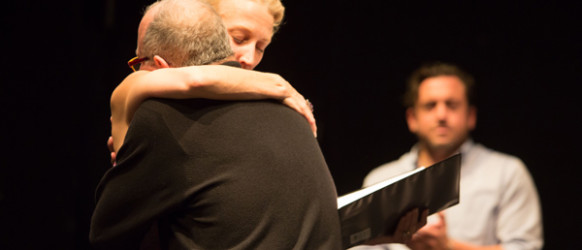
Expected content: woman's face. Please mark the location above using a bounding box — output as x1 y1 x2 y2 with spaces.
218 0 275 69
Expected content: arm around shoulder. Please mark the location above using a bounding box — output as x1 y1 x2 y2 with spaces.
109 65 316 150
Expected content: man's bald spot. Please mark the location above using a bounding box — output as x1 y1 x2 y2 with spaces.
136 2 162 56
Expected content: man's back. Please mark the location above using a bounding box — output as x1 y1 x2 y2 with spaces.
90 99 342 249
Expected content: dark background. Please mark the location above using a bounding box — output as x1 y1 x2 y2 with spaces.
2 0 580 249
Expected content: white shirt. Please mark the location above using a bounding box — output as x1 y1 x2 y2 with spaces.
362 140 543 250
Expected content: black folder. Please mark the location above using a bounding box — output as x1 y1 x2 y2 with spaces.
337 154 461 249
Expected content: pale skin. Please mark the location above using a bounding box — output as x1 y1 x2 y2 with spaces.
110 64 313 153
405 75 501 250
406 75 477 167
410 213 502 250
217 0 273 70
109 0 315 154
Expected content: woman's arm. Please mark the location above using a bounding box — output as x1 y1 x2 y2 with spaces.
110 65 316 153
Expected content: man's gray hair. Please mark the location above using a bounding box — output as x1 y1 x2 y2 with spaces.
139 0 233 67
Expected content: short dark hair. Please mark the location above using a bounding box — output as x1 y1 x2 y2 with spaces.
403 62 475 108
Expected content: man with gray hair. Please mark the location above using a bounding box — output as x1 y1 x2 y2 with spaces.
137 0 232 67
89 0 343 249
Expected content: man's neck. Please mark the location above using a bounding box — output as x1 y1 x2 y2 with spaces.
416 142 462 167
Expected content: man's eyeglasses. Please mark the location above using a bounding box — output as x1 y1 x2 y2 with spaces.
128 56 149 72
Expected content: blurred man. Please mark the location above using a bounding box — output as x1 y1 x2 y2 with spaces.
364 62 543 250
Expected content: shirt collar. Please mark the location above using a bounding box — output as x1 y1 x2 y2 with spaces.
410 138 474 167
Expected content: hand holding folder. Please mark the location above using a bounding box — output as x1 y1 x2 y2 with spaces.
337 154 462 249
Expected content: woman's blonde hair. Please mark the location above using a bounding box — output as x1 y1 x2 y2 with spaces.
205 0 285 32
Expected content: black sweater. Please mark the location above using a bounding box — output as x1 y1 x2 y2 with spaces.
90 99 342 250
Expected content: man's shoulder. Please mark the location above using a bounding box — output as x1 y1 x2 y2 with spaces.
134 99 288 121
139 98 284 112
139 98 223 110
469 143 524 166
466 143 529 178
134 98 309 138
363 151 416 187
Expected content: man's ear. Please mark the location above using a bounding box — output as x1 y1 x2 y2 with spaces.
406 107 418 134
468 106 477 131
153 55 170 68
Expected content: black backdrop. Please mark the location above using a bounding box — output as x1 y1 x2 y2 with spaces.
2 1 580 249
